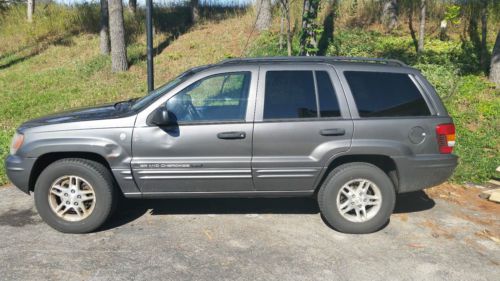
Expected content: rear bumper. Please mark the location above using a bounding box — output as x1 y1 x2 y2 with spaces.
393 154 458 193
4 155 36 194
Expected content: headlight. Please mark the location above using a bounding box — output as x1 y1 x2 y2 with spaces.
10 132 24 155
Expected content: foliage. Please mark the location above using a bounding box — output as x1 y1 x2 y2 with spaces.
444 4 461 25
248 28 499 184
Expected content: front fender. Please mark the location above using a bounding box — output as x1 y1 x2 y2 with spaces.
17 128 139 194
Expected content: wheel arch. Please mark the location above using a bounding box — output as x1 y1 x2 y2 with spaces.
315 154 399 193
29 152 114 193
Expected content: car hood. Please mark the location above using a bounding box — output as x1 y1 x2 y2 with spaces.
18 103 135 132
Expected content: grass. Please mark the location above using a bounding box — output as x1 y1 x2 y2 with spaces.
0 4 253 185
0 3 498 185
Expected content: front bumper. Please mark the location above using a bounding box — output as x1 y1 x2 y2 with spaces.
5 155 36 194
393 154 458 193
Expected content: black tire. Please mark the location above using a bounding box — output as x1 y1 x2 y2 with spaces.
34 158 116 233
318 162 396 234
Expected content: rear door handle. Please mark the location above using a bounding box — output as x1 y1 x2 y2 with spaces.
217 131 246 139
320 128 346 136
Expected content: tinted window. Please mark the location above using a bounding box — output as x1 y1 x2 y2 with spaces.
344 71 430 117
264 71 317 119
316 71 341 117
167 72 250 122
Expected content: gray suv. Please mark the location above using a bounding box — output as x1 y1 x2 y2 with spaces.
5 57 458 234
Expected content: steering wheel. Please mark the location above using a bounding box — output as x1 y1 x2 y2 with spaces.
167 94 201 121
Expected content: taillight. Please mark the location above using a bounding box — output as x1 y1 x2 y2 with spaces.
436 124 455 154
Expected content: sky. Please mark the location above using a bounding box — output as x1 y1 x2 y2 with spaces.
54 0 253 7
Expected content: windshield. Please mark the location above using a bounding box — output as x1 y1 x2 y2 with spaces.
130 71 193 111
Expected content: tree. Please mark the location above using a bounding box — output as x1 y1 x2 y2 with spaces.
480 0 488 73
128 0 137 14
417 0 426 53
490 31 500 88
299 0 321 56
27 0 34 22
417 0 427 53
382 0 398 32
100 0 110 55
108 0 128 72
255 0 272 31
191 0 200 24
278 0 292 56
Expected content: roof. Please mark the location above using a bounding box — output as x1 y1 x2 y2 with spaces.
218 56 408 67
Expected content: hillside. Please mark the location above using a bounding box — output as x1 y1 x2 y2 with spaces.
0 10 255 184
0 4 498 185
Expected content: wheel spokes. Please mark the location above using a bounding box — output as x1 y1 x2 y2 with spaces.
336 178 382 223
48 175 96 222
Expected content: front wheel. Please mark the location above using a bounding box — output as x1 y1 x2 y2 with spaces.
318 163 396 234
34 159 116 233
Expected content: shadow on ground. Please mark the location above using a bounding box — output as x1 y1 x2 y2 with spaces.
101 191 435 231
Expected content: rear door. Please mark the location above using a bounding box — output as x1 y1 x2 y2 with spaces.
252 64 354 192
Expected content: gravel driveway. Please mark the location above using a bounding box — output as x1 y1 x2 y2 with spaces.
0 185 498 281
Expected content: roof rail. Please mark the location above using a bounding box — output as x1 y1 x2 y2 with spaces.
219 56 408 67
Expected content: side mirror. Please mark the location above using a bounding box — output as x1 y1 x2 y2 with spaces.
150 107 171 126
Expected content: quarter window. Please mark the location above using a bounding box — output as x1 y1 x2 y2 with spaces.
316 71 341 117
166 72 251 122
344 71 431 117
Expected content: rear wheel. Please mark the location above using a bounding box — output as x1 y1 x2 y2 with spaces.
34 158 116 233
318 163 396 234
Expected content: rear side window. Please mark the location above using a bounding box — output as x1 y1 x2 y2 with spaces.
344 71 430 117
264 71 317 119
263 71 341 119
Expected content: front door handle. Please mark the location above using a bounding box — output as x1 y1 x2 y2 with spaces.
217 131 246 139
320 128 346 136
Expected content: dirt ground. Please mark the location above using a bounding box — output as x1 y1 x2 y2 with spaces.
425 183 500 243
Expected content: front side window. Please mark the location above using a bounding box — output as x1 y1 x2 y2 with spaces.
344 71 431 117
166 72 251 123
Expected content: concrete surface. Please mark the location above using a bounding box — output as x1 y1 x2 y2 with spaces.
0 185 498 281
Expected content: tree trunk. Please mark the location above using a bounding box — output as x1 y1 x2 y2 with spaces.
382 0 397 32
191 0 200 24
418 0 426 53
100 0 110 55
27 0 34 22
299 0 320 56
128 0 137 14
439 19 448 41
279 13 284 50
408 3 418 53
489 31 500 88
282 0 292 56
255 0 272 31
109 0 128 72
480 0 488 74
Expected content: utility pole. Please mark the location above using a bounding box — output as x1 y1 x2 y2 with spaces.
146 0 154 93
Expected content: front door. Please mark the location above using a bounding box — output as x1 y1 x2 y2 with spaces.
252 65 354 192
132 67 258 194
